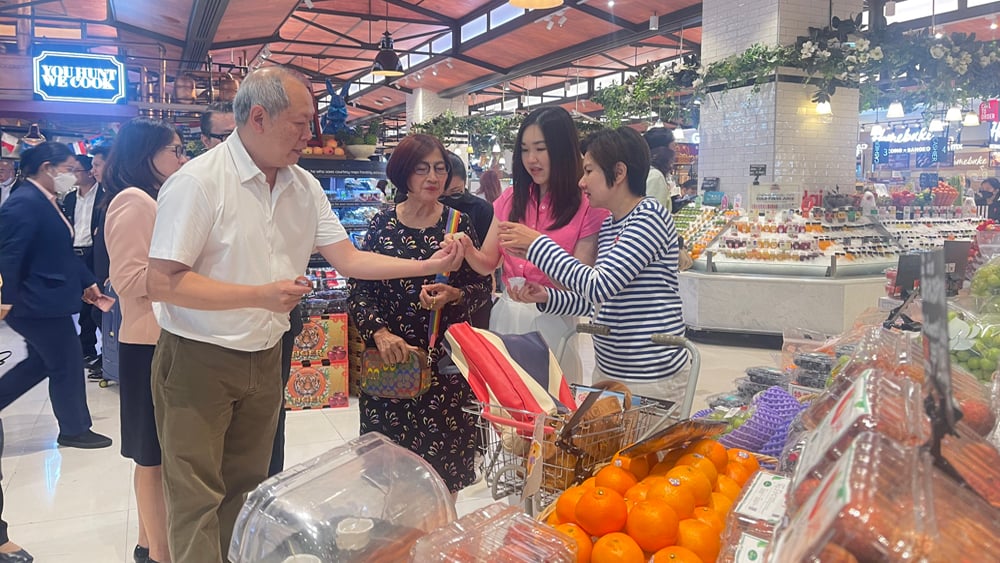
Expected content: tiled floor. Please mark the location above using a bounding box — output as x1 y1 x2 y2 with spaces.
0 321 775 562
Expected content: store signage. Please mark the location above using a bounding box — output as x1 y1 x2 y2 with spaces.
32 51 126 104
701 177 720 191
873 136 947 168
953 151 990 167
870 126 934 143
980 100 999 122
749 164 767 176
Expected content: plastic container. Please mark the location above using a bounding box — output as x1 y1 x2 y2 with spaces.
229 432 456 563
769 432 935 562
707 392 747 409
790 369 930 503
717 471 791 563
793 352 836 374
410 502 576 562
745 366 791 387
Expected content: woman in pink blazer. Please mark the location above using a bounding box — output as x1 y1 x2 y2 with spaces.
103 118 188 563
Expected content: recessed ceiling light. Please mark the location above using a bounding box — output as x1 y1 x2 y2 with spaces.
991 21 998 30
608 0 614 6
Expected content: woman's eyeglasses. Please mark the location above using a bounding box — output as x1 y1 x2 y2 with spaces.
414 163 449 176
163 145 187 158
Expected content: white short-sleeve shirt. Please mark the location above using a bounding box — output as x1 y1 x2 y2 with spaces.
149 130 347 351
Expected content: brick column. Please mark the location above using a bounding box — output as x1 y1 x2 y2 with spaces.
699 0 863 202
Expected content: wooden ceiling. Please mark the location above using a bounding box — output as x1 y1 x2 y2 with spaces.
18 0 994 126
0 0 703 122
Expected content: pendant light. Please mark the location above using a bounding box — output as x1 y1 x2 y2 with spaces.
928 118 945 132
963 111 981 127
945 106 963 122
815 100 832 115
886 101 905 118
509 0 563 8
21 123 45 147
371 1 404 77
870 123 886 138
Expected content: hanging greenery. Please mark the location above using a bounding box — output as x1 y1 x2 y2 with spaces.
591 14 1000 121
408 112 527 154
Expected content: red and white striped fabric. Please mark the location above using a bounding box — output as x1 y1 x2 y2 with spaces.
445 322 577 423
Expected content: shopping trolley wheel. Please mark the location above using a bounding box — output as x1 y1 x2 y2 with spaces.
98 379 114 388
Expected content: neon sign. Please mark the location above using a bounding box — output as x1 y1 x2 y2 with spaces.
32 51 126 104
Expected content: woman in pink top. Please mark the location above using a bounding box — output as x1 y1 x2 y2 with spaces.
454 107 608 383
104 118 188 563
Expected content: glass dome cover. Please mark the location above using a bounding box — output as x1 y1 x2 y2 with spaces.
229 432 456 562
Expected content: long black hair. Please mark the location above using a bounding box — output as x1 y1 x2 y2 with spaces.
102 118 182 204
509 107 582 230
18 141 74 178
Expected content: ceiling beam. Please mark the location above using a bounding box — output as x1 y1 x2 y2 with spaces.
298 6 440 26
180 0 231 71
571 2 642 32
291 14 364 47
438 4 702 98
382 0 456 26
597 52 631 68
211 33 281 50
0 0 61 13
111 20 187 48
662 33 700 50
272 50 372 62
450 53 506 74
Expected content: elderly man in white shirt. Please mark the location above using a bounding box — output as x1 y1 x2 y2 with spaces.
146 66 463 563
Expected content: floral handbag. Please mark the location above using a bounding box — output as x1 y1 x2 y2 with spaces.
358 209 460 400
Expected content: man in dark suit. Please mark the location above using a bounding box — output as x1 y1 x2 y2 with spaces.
60 155 106 375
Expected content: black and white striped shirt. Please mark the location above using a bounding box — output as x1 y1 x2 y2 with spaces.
528 197 687 380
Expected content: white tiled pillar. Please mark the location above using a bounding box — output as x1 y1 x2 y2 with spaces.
406 87 470 157
700 0 863 201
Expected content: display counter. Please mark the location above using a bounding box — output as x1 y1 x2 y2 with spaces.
679 270 885 336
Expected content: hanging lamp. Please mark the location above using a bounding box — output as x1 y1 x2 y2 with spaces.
963 111 981 127
815 101 832 115
928 118 945 132
945 106 963 122
509 0 563 8
886 101 905 119
371 2 404 76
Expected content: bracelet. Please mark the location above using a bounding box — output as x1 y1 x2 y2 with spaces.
454 289 465 305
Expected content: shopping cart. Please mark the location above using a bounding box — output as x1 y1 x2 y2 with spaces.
464 388 670 514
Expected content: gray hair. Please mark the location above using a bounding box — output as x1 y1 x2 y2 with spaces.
233 66 295 126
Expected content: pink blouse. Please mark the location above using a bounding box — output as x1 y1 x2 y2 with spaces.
493 185 609 288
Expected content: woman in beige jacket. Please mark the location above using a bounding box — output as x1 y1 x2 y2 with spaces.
104 118 188 563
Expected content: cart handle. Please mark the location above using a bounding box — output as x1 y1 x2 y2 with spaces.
479 409 558 435
651 333 701 420
577 322 611 336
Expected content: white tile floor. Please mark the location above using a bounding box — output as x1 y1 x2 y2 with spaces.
0 321 776 563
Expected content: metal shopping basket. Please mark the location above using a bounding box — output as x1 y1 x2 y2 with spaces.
463 388 671 514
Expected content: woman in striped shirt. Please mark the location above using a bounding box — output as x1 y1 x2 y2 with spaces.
498 127 688 400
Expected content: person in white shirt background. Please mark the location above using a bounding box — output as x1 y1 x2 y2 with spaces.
0 160 15 207
59 154 107 374
642 127 678 209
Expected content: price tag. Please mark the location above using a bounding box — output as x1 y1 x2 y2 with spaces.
895 253 922 297
920 249 959 430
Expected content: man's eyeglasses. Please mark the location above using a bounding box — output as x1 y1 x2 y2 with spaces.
163 145 187 158
207 131 232 142
414 163 449 176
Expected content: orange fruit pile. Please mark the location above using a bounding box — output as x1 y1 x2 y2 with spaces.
546 441 761 562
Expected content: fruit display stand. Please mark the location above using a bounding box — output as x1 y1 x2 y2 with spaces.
680 209 982 337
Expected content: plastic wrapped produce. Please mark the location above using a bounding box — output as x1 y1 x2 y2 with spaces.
717 471 791 563
229 433 456 563
793 352 836 374
940 420 1000 509
411 502 576 562
790 370 931 502
707 391 747 409
769 432 935 562
924 457 1000 560
745 366 791 387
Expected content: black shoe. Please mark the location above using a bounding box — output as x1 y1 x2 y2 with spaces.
56 430 112 449
0 549 33 562
87 369 104 381
133 545 149 563
85 355 102 370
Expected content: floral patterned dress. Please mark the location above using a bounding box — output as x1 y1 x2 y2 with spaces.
349 207 491 492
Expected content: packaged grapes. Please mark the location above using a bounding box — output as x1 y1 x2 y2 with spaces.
717 471 791 563
769 432 935 562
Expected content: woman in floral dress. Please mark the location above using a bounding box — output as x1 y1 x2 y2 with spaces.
349 134 491 492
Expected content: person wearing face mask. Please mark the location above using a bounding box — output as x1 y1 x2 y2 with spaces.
979 178 1000 221
0 160 15 207
0 141 114 449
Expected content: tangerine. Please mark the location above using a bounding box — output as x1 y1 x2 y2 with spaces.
723 462 752 487
659 448 686 467
677 519 721 563
623 482 650 503
591 532 645 563
649 460 675 476
574 486 629 537
646 477 696 519
685 439 729 473
727 448 761 473
546 510 563 526
581 477 598 488
555 523 593 563
596 465 639 496
625 499 679 552
665 465 713 506
674 453 719 485
556 486 588 524
651 545 704 563
692 506 724 533
714 475 742 501
708 492 734 519
612 452 650 480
